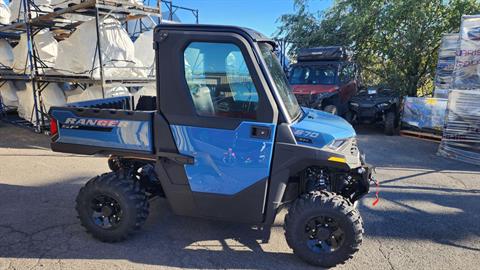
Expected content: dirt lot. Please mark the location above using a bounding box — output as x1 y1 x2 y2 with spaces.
0 121 479 270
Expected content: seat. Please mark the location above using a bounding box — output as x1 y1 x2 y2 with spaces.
191 86 215 115
135 95 157 111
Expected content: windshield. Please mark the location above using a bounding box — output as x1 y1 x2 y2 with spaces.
289 65 337 85
258 43 302 120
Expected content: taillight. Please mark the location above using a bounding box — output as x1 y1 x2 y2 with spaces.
50 117 58 136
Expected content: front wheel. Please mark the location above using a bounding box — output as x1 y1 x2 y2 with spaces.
384 111 396 136
284 191 363 267
76 172 149 242
344 110 354 124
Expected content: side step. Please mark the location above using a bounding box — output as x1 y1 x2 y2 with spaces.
400 130 442 142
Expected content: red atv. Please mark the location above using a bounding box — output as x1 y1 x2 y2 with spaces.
289 46 359 119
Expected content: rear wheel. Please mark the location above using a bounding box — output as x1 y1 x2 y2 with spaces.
324 105 338 115
285 191 363 267
384 111 396 136
344 110 354 123
76 172 149 242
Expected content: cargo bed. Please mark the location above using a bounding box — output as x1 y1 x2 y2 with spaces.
49 96 157 158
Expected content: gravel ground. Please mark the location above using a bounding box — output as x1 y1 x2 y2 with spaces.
0 121 479 270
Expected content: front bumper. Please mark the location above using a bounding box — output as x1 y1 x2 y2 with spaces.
352 161 376 201
350 105 381 119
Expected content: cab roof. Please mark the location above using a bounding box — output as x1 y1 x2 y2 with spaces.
154 24 277 48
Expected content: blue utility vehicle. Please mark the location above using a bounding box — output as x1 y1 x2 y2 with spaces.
49 24 375 267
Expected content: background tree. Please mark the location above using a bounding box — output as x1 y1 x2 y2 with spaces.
276 0 480 96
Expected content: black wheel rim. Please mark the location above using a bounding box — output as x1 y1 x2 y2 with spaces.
305 215 345 254
90 195 123 229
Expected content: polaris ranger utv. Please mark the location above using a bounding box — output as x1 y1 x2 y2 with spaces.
49 24 374 267
289 46 359 118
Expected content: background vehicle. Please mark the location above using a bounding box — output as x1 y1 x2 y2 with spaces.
49 25 374 268
289 46 359 117
349 86 401 135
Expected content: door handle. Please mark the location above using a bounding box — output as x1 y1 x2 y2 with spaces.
251 126 271 139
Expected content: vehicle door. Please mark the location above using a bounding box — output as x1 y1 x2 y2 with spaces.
156 29 278 222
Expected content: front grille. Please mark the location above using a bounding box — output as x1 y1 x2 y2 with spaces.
359 108 377 118
350 139 359 156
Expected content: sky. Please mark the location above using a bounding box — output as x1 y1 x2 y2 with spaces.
167 0 333 37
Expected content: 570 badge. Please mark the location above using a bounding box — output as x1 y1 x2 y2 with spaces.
293 129 320 144
293 129 320 138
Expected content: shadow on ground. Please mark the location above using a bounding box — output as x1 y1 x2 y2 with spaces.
0 179 307 269
0 176 479 269
0 122 50 150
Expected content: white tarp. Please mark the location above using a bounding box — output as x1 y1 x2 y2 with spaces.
0 81 19 108
12 29 57 74
126 14 156 37
0 0 11 24
106 86 131 97
55 17 145 79
16 82 66 123
9 0 52 22
452 15 480 89
42 83 66 112
67 85 130 103
439 90 480 165
130 0 143 5
134 30 155 76
433 33 459 98
16 83 36 122
0 39 14 68
50 0 80 9
52 0 142 9
63 86 83 98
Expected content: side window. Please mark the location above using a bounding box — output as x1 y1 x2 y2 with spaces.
183 42 259 119
339 64 354 83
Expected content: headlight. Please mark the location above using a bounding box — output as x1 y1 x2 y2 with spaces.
377 102 390 108
350 102 359 107
327 139 348 150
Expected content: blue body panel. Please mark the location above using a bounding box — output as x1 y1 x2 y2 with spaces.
291 107 356 148
51 109 153 152
171 122 276 195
